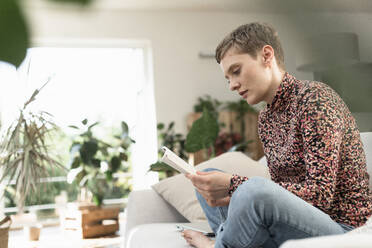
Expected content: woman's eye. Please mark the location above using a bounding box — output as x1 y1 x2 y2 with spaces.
233 69 240 75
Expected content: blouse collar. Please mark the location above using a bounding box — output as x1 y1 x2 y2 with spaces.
266 72 297 112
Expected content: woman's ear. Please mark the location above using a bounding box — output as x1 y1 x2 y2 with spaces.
262 45 274 66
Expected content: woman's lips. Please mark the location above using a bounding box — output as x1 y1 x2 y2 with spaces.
239 90 248 98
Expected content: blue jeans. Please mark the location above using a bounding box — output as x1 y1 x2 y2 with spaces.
196 169 354 248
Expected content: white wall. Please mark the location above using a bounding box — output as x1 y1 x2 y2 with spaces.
25 7 371 133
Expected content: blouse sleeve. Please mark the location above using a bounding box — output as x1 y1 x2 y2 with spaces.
228 174 249 196
278 89 344 210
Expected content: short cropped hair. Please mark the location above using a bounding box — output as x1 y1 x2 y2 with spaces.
215 22 285 70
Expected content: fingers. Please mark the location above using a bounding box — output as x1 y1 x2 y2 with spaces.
185 174 210 190
181 231 192 245
206 196 230 207
196 170 214 175
185 171 231 200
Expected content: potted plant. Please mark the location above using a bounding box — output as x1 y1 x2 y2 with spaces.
0 82 63 246
193 95 222 120
185 107 220 162
0 82 63 211
149 122 187 179
187 102 255 164
67 119 135 206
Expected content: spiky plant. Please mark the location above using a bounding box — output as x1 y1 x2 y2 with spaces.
0 81 63 212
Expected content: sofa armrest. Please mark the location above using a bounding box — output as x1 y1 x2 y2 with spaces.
280 234 372 248
124 189 188 240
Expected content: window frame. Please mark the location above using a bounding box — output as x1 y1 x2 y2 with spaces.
0 38 158 215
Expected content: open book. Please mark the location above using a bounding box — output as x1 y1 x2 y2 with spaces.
161 146 197 175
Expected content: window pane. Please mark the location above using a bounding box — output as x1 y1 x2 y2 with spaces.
1 45 157 214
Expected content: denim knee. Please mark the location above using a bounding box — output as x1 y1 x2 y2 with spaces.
229 177 276 218
232 176 273 200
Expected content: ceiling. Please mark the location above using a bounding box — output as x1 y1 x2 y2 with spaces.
29 0 372 13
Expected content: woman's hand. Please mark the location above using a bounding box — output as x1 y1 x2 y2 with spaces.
205 196 231 207
185 170 231 206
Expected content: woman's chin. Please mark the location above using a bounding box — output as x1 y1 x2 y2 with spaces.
246 97 258 105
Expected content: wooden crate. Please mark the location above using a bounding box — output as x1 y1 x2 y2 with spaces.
62 205 120 238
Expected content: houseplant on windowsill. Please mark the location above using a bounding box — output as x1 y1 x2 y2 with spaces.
0 81 63 246
67 119 135 206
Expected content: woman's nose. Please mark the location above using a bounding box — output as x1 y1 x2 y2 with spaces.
229 79 240 91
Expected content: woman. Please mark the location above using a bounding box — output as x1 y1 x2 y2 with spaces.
182 22 372 248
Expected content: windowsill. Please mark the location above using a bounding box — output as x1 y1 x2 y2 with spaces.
8 198 128 231
9 213 126 248
10 218 60 231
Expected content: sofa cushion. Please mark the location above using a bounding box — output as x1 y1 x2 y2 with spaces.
152 152 270 222
124 189 188 241
126 223 191 248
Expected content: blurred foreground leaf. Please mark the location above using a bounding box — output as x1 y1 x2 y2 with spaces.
0 0 29 67
47 0 93 5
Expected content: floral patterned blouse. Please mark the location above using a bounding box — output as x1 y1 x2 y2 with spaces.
229 72 372 227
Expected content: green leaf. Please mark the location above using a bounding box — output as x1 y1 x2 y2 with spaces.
105 171 113 181
185 108 219 153
121 121 129 134
91 158 101 168
0 0 29 67
149 161 176 173
168 122 175 131
81 119 88 125
79 140 98 164
119 152 128 161
110 156 121 173
70 156 81 169
68 125 79 129
157 123 165 130
87 122 99 131
92 193 103 206
67 167 85 184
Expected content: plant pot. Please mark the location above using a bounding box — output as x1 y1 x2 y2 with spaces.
0 216 12 248
24 224 42 241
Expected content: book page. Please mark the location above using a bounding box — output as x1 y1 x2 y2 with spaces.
161 146 197 175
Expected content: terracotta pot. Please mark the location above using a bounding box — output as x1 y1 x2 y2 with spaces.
24 224 42 241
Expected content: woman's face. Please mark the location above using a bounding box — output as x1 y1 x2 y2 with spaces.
220 48 273 105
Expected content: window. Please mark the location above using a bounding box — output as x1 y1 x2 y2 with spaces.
0 40 158 215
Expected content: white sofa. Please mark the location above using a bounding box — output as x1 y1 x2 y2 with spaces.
124 132 372 248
